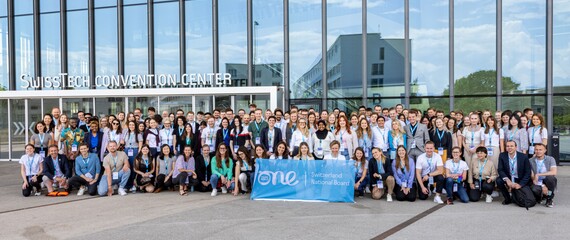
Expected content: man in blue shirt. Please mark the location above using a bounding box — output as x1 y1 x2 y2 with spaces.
67 144 100 196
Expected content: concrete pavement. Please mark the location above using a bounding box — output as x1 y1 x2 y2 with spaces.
0 161 567 240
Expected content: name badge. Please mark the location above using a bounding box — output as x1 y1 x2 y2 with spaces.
537 179 543 186
255 137 261 145
127 149 134 157
475 181 480 190
428 176 434 185
383 143 388 151
209 144 215 151
377 180 384 189
317 147 323 155
112 172 119 180
390 151 396 160
453 183 458 192
411 140 416 149
39 150 46 157
269 147 273 153
72 144 78 152
437 147 444 156
528 146 535 155
340 144 346 152
233 145 239 153
402 182 407 188
365 150 370 158
85 173 93 179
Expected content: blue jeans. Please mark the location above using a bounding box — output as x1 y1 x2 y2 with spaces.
97 169 131 196
341 149 350 160
445 178 468 203
355 175 369 196
210 174 234 190
125 147 138 189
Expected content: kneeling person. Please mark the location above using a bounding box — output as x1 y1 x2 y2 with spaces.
68 144 100 196
42 145 72 193
98 141 130 196
530 143 557 208
415 141 445 204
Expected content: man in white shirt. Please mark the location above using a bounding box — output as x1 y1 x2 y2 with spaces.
201 117 219 151
159 119 177 154
415 141 445 204
373 116 389 155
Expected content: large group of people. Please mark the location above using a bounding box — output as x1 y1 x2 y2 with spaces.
20 103 558 208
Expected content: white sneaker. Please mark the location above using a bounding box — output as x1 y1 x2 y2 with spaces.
387 194 393 202
434 195 444 204
118 188 127 196
77 186 86 196
486 194 493 203
442 189 447 195
211 189 218 197
34 190 41 196
365 187 371 194
491 191 499 198
221 186 228 194
130 186 137 193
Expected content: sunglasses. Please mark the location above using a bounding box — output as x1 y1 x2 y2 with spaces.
112 122 119 125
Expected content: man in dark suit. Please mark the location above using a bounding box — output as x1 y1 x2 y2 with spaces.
195 145 214 192
42 145 72 193
405 110 430 161
497 140 533 206
260 116 283 156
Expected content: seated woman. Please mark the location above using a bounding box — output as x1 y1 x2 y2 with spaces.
444 147 469 204
391 146 416 202
253 144 269 160
352 147 369 198
467 146 498 203
134 144 155 193
323 140 346 160
173 146 199 196
269 141 290 160
211 143 234 197
234 147 254 195
369 147 395 201
154 144 175 193
20 144 44 197
293 142 315 160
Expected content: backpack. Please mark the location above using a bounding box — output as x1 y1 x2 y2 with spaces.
512 185 537 210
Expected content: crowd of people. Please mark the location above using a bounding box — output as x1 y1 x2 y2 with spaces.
20 103 558 208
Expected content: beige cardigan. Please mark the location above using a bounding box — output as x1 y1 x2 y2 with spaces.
468 158 498 183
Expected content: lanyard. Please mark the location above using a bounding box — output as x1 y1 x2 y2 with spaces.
53 157 60 176
242 160 249 170
209 128 214 142
269 129 274 147
165 129 171 145
410 123 418 136
82 156 89 166
427 157 433 172
38 133 45 147
255 120 263 133
536 159 545 174
488 129 494 146
186 135 191 145
399 160 407 182
71 128 79 143
508 154 517 175
143 158 149 170
436 129 444 147
223 128 229 140
470 128 475 145
339 130 345 143
457 121 462 128
395 134 401 148
178 127 184 136
330 126 334 132
376 159 384 174
452 160 460 174
164 158 169 173
478 159 488 183
27 156 35 175
531 126 540 145
509 128 518 141
128 132 135 147
110 154 118 171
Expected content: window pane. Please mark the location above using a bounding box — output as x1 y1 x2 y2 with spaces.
454 96 496 114
0 99 7 158
67 10 89 89
195 95 213 113
0 18 8 90
326 1 362 99
67 0 87 10
327 98 363 114
410 97 450 114
41 13 61 88
15 0 33 15
215 96 231 110
154 2 180 85
160 96 193 114
410 0 449 97
95 7 118 88
367 0 405 98
289 1 321 99
124 0 147 5
128 97 158 116
186 0 213 75
0 0 6 17
219 0 246 85
553 96 570 161
62 98 93 117
10 99 25 157
454 0 496 96
95 0 116 8
501 96 546 115
124 5 148 78
253 0 284 86
41 0 60 13
554 0 570 94
15 16 34 91
95 97 125 117
502 0 546 94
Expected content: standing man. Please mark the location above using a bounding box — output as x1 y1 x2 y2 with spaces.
496 140 534 207
97 141 130 196
260 116 282 156
405 110 430 160
60 117 84 168
248 108 268 147
51 107 61 126
201 117 219 151
529 143 557 208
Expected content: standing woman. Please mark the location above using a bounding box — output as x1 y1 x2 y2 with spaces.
234 147 254 195
30 122 54 158
327 114 337 133
215 118 231 151
467 147 497 203
310 120 335 160
210 143 234 196
369 148 395 201
429 118 452 163
461 113 485 166
387 121 407 160
182 123 199 155
308 113 318 135
42 113 56 140
123 120 142 193
270 141 290 160
54 114 69 154
104 119 124 153
334 115 358 159
289 118 311 157
134 145 155 193
154 144 175 193
173 146 199 196
528 113 548 157
356 118 373 159
294 142 314 160
446 118 460 148
483 117 504 169
174 116 187 155
230 117 249 159
504 114 528 154
500 111 511 131
84 120 104 160
391 146 416 202
353 148 369 198
20 144 44 197
144 118 161 158
285 111 298 146
350 115 359 132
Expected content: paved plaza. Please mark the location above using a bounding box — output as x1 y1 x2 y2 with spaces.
0 161 568 240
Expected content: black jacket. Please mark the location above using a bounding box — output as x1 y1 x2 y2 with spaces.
42 154 72 179
195 153 214 182
498 151 531 187
368 157 393 182
260 127 283 152
429 129 453 158
84 130 104 156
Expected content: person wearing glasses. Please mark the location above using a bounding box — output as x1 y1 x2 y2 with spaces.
289 118 311 157
159 119 176 155
445 147 469 204
234 147 254 195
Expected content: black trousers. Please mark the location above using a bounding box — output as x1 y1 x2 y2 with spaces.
68 176 98 196
417 175 444 200
530 176 557 201
155 174 174 190
22 175 43 197
173 172 198 187
467 179 495 202
394 183 417 202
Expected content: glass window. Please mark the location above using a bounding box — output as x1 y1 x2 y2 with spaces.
454 96 496 114
160 96 193 114
410 97 450 114
154 2 180 85
62 98 93 117
327 98 362 114
502 0 546 94
195 96 213 113
67 0 87 10
15 0 33 15
67 10 89 89
0 99 7 159
95 0 116 8
0 18 8 90
235 95 250 112
326 1 362 99
553 96 570 161
43 98 59 113
10 99 26 157
124 0 147 5
41 13 61 89
41 0 60 13
501 96 546 115
215 96 231 110
454 0 496 96
252 95 269 110
367 98 405 111
0 0 6 17
186 0 213 75
95 7 118 88
410 0 449 97
253 0 284 86
554 0 570 94
15 16 34 91
219 0 247 84
128 97 158 115
289 1 321 99
95 97 125 117
124 5 148 79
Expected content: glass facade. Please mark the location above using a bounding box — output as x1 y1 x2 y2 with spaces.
0 1 567 160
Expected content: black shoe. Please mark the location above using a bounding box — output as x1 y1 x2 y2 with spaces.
502 200 511 205
446 198 454 205
546 199 553 208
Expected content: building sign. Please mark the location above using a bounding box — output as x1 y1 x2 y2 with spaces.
20 73 232 89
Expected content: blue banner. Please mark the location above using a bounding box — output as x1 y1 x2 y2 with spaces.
251 159 355 203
